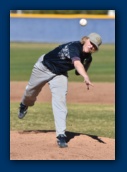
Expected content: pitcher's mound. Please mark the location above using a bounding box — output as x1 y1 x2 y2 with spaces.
10 131 115 160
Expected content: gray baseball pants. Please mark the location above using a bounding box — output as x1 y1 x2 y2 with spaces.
21 55 68 136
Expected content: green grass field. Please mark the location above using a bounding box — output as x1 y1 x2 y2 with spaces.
10 103 115 138
10 42 115 138
10 42 115 82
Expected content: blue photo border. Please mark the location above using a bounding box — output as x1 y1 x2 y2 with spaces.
1 0 127 171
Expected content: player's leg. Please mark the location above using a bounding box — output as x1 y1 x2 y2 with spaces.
18 67 47 119
48 75 68 147
21 67 47 106
18 57 56 119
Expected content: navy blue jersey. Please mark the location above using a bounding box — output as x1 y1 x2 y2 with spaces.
42 41 92 75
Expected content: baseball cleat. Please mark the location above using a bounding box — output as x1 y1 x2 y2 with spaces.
57 134 68 148
18 103 28 119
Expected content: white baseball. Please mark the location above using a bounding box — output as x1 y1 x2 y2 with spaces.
79 18 87 26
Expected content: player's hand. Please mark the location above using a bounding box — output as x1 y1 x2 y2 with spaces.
84 76 94 90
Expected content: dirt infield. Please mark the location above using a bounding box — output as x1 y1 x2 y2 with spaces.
10 81 115 104
10 81 115 160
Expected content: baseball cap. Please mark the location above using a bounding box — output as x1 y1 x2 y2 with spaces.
88 33 102 49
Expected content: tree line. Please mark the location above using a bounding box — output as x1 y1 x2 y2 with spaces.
11 10 108 14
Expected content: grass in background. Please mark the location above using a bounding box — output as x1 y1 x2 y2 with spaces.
10 102 115 138
10 42 115 82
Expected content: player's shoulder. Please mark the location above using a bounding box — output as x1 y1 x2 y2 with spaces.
69 41 81 45
68 41 82 50
62 41 81 46
58 41 81 50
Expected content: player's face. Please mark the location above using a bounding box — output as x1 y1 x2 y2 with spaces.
83 39 97 53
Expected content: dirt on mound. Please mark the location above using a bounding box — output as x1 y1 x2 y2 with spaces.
10 131 115 160
10 82 115 160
